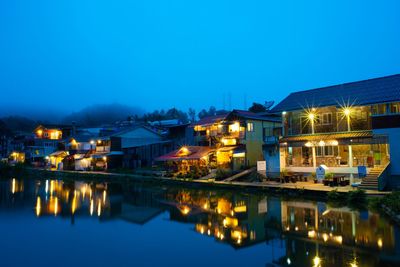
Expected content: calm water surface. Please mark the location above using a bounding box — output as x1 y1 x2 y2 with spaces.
0 177 399 267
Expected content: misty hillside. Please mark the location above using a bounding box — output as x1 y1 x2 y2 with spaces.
61 103 145 126
0 116 38 133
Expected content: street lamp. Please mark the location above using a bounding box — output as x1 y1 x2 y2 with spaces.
343 107 352 131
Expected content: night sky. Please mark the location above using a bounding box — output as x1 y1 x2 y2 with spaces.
1 0 400 117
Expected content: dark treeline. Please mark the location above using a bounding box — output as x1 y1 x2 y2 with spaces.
0 102 267 134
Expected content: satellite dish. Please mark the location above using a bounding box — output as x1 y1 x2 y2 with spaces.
264 101 274 110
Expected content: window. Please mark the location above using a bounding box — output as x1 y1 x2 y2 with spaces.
322 113 332 125
315 113 332 125
316 146 338 157
247 122 254 132
390 102 400 114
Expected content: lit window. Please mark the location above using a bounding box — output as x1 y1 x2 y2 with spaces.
247 123 254 132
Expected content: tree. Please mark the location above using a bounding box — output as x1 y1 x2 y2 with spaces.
248 102 267 113
188 108 196 122
198 109 208 119
198 106 218 119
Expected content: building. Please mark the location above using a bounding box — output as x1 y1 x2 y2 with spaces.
193 110 281 170
271 74 400 190
24 124 76 165
156 110 281 176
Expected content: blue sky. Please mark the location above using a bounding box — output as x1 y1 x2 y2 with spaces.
1 0 399 117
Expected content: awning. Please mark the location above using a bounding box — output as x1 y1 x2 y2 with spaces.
155 146 214 161
91 151 123 159
49 151 69 157
74 154 88 160
279 130 373 143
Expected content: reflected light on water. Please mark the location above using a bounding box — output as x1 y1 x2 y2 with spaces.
45 180 49 194
377 238 383 249
313 256 321 267
12 178 16 194
90 199 94 216
97 200 101 217
103 190 107 204
54 197 58 216
35 196 41 217
71 194 77 214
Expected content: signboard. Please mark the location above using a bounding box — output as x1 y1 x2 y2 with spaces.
358 166 367 178
257 161 266 171
316 165 328 181
258 197 268 214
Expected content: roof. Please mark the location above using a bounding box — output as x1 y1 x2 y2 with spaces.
155 146 213 161
229 110 281 122
279 130 373 143
271 74 400 112
35 124 73 130
111 125 162 138
192 110 280 127
191 114 228 127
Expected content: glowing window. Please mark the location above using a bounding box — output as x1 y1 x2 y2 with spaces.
247 122 254 132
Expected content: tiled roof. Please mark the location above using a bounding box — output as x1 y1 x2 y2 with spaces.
192 110 281 127
279 130 373 143
191 114 229 127
230 110 281 122
155 146 213 161
271 74 400 112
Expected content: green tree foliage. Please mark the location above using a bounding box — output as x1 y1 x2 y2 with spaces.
248 102 267 113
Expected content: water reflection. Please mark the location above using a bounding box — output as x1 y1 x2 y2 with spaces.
1 178 399 267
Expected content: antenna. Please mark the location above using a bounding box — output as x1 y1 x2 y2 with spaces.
228 92 232 111
223 92 226 110
244 93 247 110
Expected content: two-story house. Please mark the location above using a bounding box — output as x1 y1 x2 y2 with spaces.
271 74 400 190
26 124 74 165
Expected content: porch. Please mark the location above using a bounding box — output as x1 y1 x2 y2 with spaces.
280 131 390 177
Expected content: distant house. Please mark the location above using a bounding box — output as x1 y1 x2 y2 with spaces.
26 124 75 165
271 73 400 190
0 135 9 159
109 126 173 169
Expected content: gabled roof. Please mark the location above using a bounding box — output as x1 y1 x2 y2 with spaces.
229 110 281 122
191 114 229 127
35 124 73 130
155 146 213 161
271 74 400 112
192 110 280 127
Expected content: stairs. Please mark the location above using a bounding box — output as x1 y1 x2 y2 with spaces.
359 167 384 190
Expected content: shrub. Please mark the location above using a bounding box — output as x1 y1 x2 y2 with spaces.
348 189 367 209
325 172 334 179
215 168 232 180
280 168 288 178
327 189 347 207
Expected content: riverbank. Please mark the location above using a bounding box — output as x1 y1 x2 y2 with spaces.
24 167 390 197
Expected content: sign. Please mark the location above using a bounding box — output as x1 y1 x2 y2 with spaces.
358 166 367 178
258 197 268 214
316 165 328 181
257 161 266 171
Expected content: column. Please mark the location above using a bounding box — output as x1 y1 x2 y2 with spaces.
312 146 317 169
349 144 354 184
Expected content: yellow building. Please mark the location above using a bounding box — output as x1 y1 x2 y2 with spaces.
193 110 281 169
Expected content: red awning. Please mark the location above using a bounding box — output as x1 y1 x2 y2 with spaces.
155 146 214 161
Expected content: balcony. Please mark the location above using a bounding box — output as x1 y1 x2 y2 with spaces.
264 136 279 144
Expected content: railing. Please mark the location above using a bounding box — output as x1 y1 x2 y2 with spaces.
264 136 279 144
378 162 391 191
